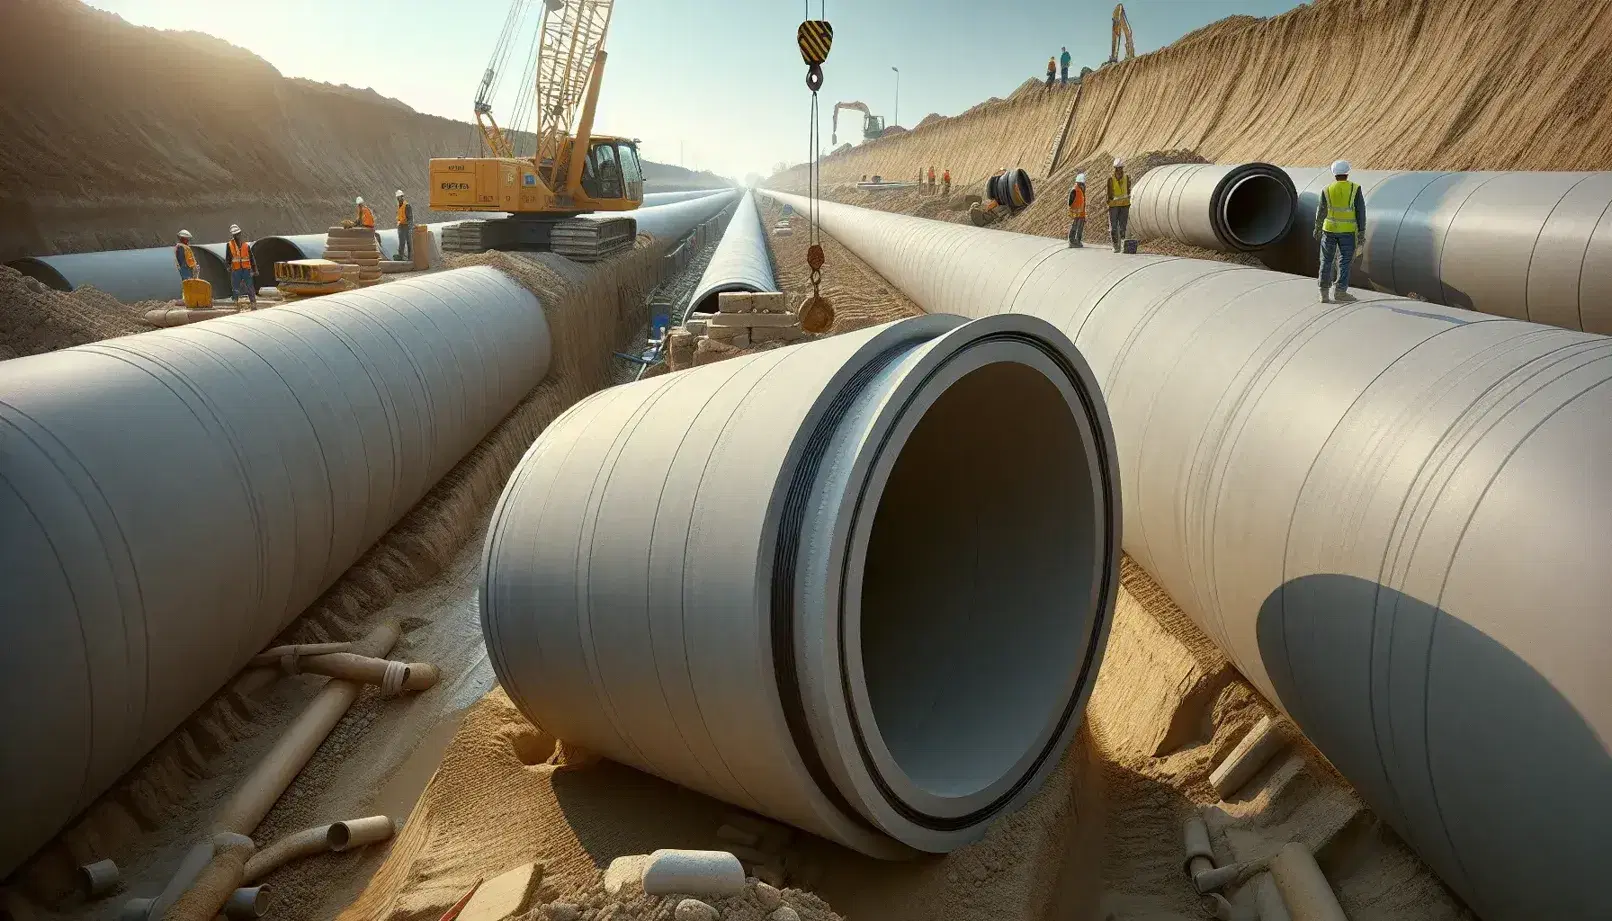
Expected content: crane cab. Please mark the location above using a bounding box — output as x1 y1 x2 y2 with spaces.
429 135 644 215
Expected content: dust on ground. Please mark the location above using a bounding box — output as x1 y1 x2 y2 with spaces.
0 265 154 359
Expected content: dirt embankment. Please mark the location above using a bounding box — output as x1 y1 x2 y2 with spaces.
774 0 1612 194
0 0 726 263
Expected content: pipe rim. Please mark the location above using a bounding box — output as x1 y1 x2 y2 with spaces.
1220 171 1296 250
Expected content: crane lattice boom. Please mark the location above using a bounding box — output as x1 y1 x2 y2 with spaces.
535 0 615 177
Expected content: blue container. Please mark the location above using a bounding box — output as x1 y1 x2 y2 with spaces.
650 311 671 341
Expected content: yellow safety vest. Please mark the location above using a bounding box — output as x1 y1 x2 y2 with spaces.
1322 180 1359 233
175 243 196 269
1109 175 1130 207
227 238 251 270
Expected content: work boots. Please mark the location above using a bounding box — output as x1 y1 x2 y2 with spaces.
1334 289 1358 303
1319 286 1331 304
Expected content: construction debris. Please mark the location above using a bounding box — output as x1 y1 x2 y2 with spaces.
640 850 746 898
455 862 544 921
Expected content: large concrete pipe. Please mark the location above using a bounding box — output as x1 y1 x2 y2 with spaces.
6 246 232 303
0 266 551 876
1130 163 1297 252
687 190 777 314
762 191 1611 921
642 189 730 207
481 313 1121 858
633 189 742 243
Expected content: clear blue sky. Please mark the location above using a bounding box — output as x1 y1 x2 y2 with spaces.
88 0 1303 180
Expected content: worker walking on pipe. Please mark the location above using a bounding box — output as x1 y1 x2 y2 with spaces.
225 224 256 306
1067 174 1087 248
174 230 198 284
1107 159 1131 253
1060 47 1072 85
1315 160 1366 303
395 189 413 262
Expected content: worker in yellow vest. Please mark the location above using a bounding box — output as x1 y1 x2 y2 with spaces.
1107 159 1131 253
225 223 256 306
1067 174 1087 248
1314 160 1366 303
395 189 414 262
174 230 198 285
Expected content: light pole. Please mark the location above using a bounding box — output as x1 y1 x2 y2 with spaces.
891 66 900 130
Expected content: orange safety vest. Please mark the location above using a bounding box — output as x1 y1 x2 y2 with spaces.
1068 186 1086 219
358 204 375 228
928 168 935 181
942 170 951 183
396 201 409 225
175 242 197 270
227 238 252 271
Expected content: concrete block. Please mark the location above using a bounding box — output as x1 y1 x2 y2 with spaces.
704 323 745 341
750 326 806 344
460 861 543 921
641 850 745 898
717 291 790 314
708 312 800 329
603 854 649 895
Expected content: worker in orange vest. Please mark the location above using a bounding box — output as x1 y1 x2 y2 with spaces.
395 189 414 262
356 196 376 229
174 229 198 285
942 169 952 195
927 166 936 192
225 223 257 306
1067 174 1087 248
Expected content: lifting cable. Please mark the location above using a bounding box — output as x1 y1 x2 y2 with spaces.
797 1 834 332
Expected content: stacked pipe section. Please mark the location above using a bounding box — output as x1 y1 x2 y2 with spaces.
481 313 1121 858
0 266 551 876
763 191 1611 921
1132 165 1612 332
687 190 778 315
1129 163 1297 252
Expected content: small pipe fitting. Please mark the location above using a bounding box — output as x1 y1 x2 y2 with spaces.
78 858 120 898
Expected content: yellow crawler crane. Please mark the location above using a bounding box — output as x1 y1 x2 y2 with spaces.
432 0 644 260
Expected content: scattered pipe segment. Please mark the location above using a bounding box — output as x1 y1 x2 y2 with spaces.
761 191 1612 921
0 266 551 876
481 313 1121 857
688 190 778 315
1133 165 1612 332
1129 162 1298 252
6 246 233 303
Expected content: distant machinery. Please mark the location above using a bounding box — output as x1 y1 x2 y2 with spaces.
832 101 886 144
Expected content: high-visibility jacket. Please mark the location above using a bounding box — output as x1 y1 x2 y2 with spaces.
942 170 951 183
396 201 412 225
1108 175 1130 208
358 204 376 228
175 243 197 271
1068 186 1086 219
928 168 935 181
1322 180 1360 233
227 238 252 271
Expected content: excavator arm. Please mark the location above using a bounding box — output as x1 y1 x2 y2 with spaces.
1110 4 1134 64
832 101 873 145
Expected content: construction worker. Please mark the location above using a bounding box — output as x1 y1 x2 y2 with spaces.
225 224 256 306
174 230 198 285
1060 47 1072 85
942 168 952 196
1067 174 1087 248
1107 159 1131 253
356 196 375 229
1046 56 1057 89
1316 160 1366 303
395 189 414 262
927 166 936 191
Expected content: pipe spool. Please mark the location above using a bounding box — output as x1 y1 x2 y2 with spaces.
1129 162 1298 252
761 191 1612 921
482 312 1120 857
6 246 233 304
986 169 1035 210
687 190 778 315
0 266 552 876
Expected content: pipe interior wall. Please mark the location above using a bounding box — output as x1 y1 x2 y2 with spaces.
481 313 1120 858
1163 167 1612 333
6 246 232 303
762 191 1612 921
688 190 776 314
0 266 550 876
1130 163 1296 252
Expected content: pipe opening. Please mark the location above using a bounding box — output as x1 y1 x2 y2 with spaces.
250 238 309 290
858 360 1095 798
5 258 71 292
325 822 351 850
1222 173 1294 249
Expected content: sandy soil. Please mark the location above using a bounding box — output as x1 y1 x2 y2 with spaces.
755 199 922 335
0 265 154 359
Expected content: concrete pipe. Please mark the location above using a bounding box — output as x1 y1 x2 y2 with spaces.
1130 163 1297 252
0 266 551 876
630 189 741 244
688 191 778 315
6 246 232 304
761 192 1612 921
481 313 1121 857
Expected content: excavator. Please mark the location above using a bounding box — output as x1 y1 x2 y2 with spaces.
831 101 886 145
431 0 644 260
1108 3 1135 65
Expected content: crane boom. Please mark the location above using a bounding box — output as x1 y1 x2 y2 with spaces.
534 0 615 187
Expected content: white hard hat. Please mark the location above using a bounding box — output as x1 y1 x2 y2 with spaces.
395 189 405 198
1113 158 1124 167
355 196 364 205
178 229 192 239
1332 160 1351 175
229 224 241 235
1075 173 1086 184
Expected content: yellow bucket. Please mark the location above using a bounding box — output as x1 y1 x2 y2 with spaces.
181 277 213 308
